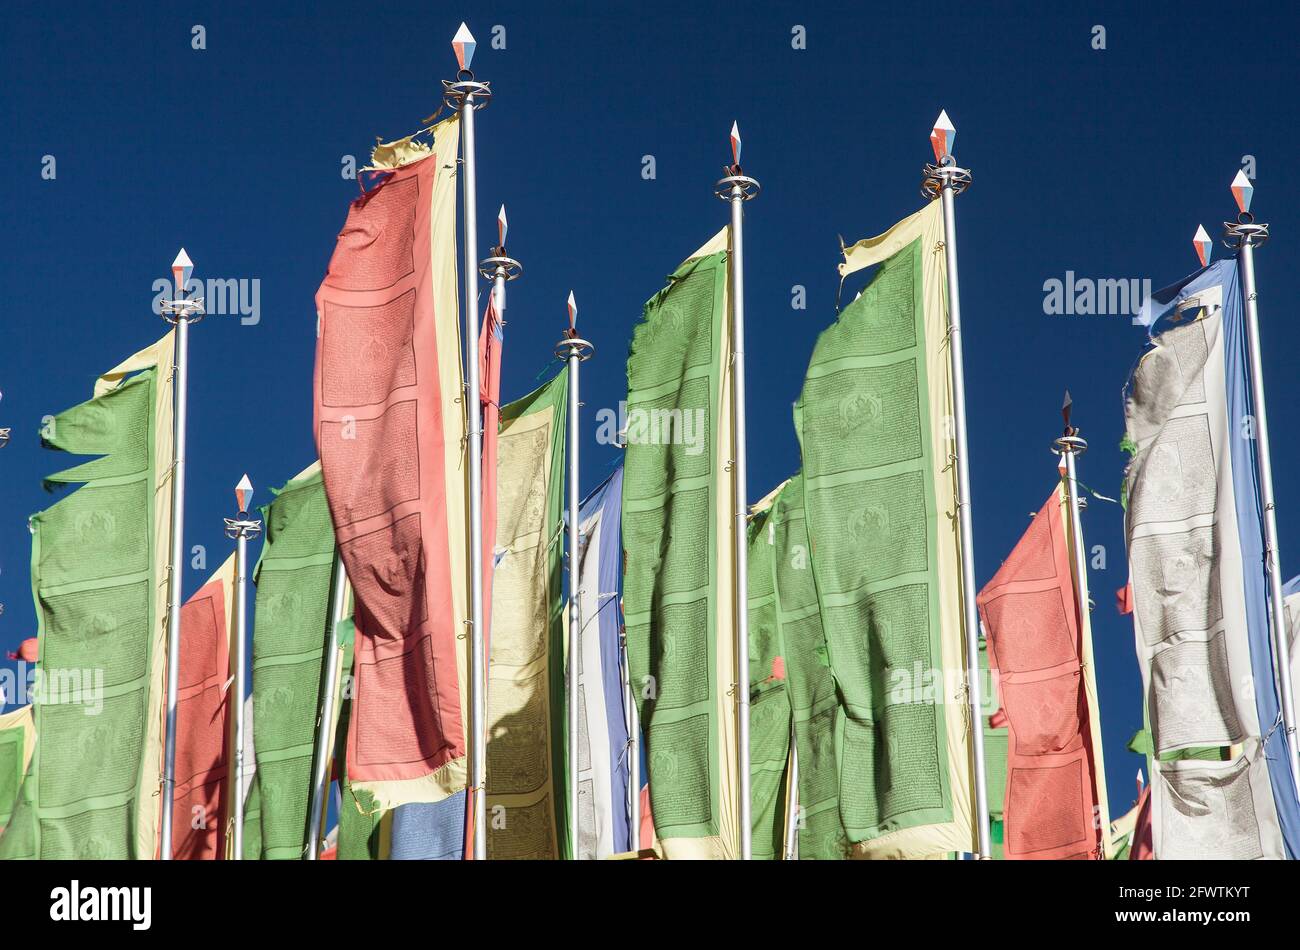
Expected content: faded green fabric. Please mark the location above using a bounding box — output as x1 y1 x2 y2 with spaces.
333 617 384 860
248 468 341 859
241 776 263 859
486 370 569 859
747 504 791 860
793 235 954 844
0 727 27 828
623 248 729 845
770 476 848 859
0 368 160 860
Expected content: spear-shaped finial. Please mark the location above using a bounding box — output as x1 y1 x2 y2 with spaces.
566 290 577 337
730 121 742 169
930 110 955 163
1231 169 1253 215
235 474 253 515
1062 389 1073 435
1193 224 1212 267
498 204 508 249
452 22 476 72
172 248 193 298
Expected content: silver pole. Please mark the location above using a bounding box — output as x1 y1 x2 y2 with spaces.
555 307 593 861
158 250 201 861
715 143 760 861
224 476 260 862
233 530 248 860
305 550 348 860
783 723 799 860
622 631 640 852
1229 215 1300 792
924 146 992 858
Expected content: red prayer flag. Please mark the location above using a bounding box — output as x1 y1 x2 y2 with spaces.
1128 784 1153 860
976 488 1106 860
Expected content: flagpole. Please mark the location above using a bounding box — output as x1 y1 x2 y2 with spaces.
922 113 992 859
714 124 759 860
1224 185 1300 793
223 476 260 861
556 295 594 860
158 249 202 861
444 22 492 861
1055 412 1109 856
305 550 348 859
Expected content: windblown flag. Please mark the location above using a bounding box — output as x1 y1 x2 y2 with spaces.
171 555 238 860
0 332 175 861
768 475 849 859
486 371 569 859
793 201 974 858
976 485 1111 859
0 707 35 833
1124 259 1300 858
248 463 350 859
574 467 633 858
313 116 472 812
746 490 792 860
623 229 740 859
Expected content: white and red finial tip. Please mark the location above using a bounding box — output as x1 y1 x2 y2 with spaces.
172 248 193 296
1193 224 1212 267
730 121 741 167
498 205 507 248
930 109 955 162
235 474 253 513
567 291 577 330
452 22 476 71
1231 170 1253 215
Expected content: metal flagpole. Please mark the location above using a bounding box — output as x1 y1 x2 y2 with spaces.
1054 397 1106 853
921 110 992 858
158 248 203 860
556 293 594 859
1224 174 1300 792
305 550 348 859
444 21 493 861
223 475 261 860
714 122 759 860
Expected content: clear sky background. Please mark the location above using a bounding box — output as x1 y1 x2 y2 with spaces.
2 0 1297 817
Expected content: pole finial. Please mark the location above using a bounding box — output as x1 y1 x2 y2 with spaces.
1193 224 1212 267
235 473 253 514
1231 169 1253 215
730 121 742 168
172 248 193 297
930 109 955 163
452 22 476 72
567 290 577 335
1062 389 1073 434
498 204 507 249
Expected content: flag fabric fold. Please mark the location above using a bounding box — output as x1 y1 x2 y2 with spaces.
485 370 569 859
1124 259 1298 858
794 201 974 858
976 485 1110 859
623 229 739 859
313 115 471 812
247 463 349 859
0 707 36 834
574 467 633 858
0 331 175 861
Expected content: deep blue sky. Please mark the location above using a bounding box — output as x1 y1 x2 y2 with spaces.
2 0 1297 817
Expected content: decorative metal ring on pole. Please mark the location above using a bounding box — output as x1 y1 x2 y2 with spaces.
223 516 263 540
1223 212 1269 249
478 255 521 281
553 336 595 362
1052 433 1089 457
442 74 492 112
921 157 972 200
713 173 761 201
159 298 206 325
